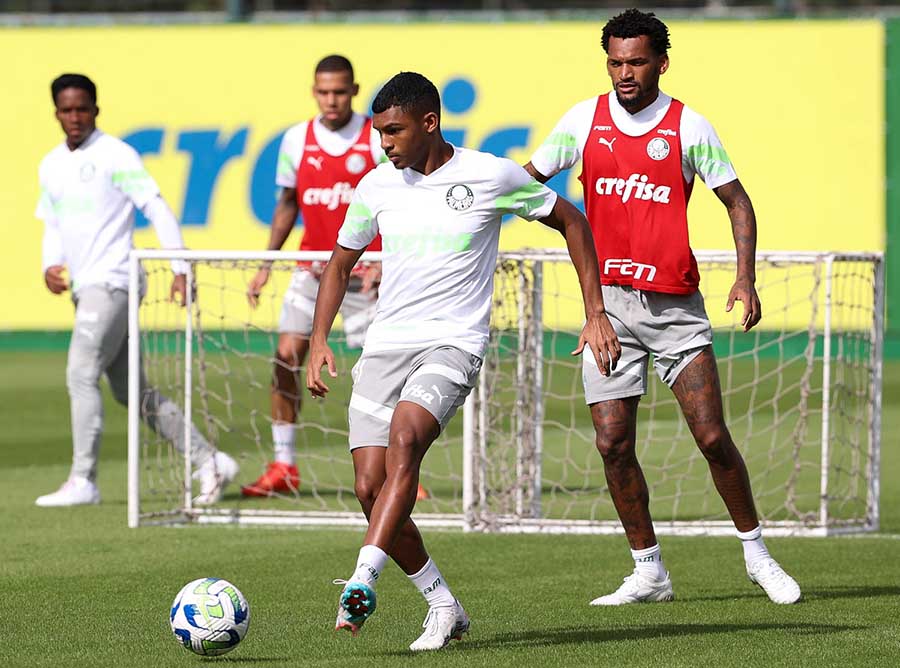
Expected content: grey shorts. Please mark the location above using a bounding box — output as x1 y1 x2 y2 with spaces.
347 345 482 449
278 270 376 348
583 284 713 404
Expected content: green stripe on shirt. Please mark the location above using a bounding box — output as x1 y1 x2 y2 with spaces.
276 152 295 179
112 169 153 196
536 131 579 164
342 202 374 235
495 180 551 218
687 144 733 178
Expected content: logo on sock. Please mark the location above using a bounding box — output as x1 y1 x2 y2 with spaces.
360 563 380 581
421 577 442 595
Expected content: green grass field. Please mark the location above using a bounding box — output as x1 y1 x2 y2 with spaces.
2 351 899 667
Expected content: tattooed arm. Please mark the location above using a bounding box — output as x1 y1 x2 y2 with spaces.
714 179 761 331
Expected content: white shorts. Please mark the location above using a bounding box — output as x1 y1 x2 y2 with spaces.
278 269 377 348
583 284 713 404
347 345 482 449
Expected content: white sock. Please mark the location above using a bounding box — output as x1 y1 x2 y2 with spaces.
736 525 770 565
408 558 456 608
352 545 389 586
631 544 667 581
272 423 295 465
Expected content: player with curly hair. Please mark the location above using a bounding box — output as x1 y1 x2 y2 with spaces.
526 9 801 605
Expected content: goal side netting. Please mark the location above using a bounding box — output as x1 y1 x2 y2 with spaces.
128 250 883 536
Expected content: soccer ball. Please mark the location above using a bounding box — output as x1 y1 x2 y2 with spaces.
169 578 250 656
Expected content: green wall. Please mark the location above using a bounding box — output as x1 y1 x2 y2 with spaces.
888 19 900 339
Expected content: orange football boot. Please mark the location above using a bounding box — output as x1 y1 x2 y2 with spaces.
240 461 300 497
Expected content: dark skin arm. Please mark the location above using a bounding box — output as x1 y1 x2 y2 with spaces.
714 179 761 331
526 162 619 373
538 196 620 375
306 243 365 397
247 187 299 307
524 162 550 184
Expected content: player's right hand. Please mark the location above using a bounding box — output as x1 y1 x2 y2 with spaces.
307 341 337 398
247 267 270 308
44 265 69 294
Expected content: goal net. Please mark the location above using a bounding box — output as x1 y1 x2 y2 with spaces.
128 250 883 536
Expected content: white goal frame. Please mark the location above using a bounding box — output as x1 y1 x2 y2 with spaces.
127 249 884 537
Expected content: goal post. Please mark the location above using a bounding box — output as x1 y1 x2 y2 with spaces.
128 249 884 536
466 250 884 537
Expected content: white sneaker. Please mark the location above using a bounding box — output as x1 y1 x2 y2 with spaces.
193 451 239 505
35 477 100 507
747 557 801 604
409 600 470 652
590 570 675 606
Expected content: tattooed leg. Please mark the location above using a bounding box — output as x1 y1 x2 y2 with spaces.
590 396 656 549
672 347 759 531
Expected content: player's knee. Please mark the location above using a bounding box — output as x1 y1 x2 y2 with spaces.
387 429 425 477
66 360 101 392
275 340 304 368
694 425 733 462
595 429 634 461
389 427 420 454
354 477 381 512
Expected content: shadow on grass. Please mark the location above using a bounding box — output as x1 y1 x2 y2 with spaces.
684 584 900 604
806 585 900 601
200 657 291 663
382 621 865 656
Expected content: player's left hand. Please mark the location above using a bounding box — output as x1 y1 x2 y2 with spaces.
170 273 189 307
726 278 762 331
360 262 382 294
572 312 621 376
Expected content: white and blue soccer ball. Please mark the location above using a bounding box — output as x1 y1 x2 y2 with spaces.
170 578 250 656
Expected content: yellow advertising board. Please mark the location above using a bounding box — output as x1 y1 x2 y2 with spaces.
0 21 884 330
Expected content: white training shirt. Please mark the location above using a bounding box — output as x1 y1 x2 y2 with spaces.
337 146 558 358
36 129 185 293
530 91 738 189
275 112 386 188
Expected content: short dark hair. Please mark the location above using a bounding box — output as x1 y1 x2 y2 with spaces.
51 73 97 105
372 72 441 119
315 54 354 80
602 9 671 56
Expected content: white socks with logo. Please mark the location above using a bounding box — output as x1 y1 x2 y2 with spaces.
350 546 456 610
736 525 770 566
631 544 667 581
408 557 456 608
626 528 769 583
272 423 296 465
352 544 389 586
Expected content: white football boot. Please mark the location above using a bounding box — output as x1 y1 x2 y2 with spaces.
747 557 802 604
193 451 239 505
35 476 101 507
409 600 470 652
590 569 675 606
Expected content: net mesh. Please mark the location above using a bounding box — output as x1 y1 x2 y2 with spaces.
131 251 881 534
136 258 464 522
469 252 880 532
